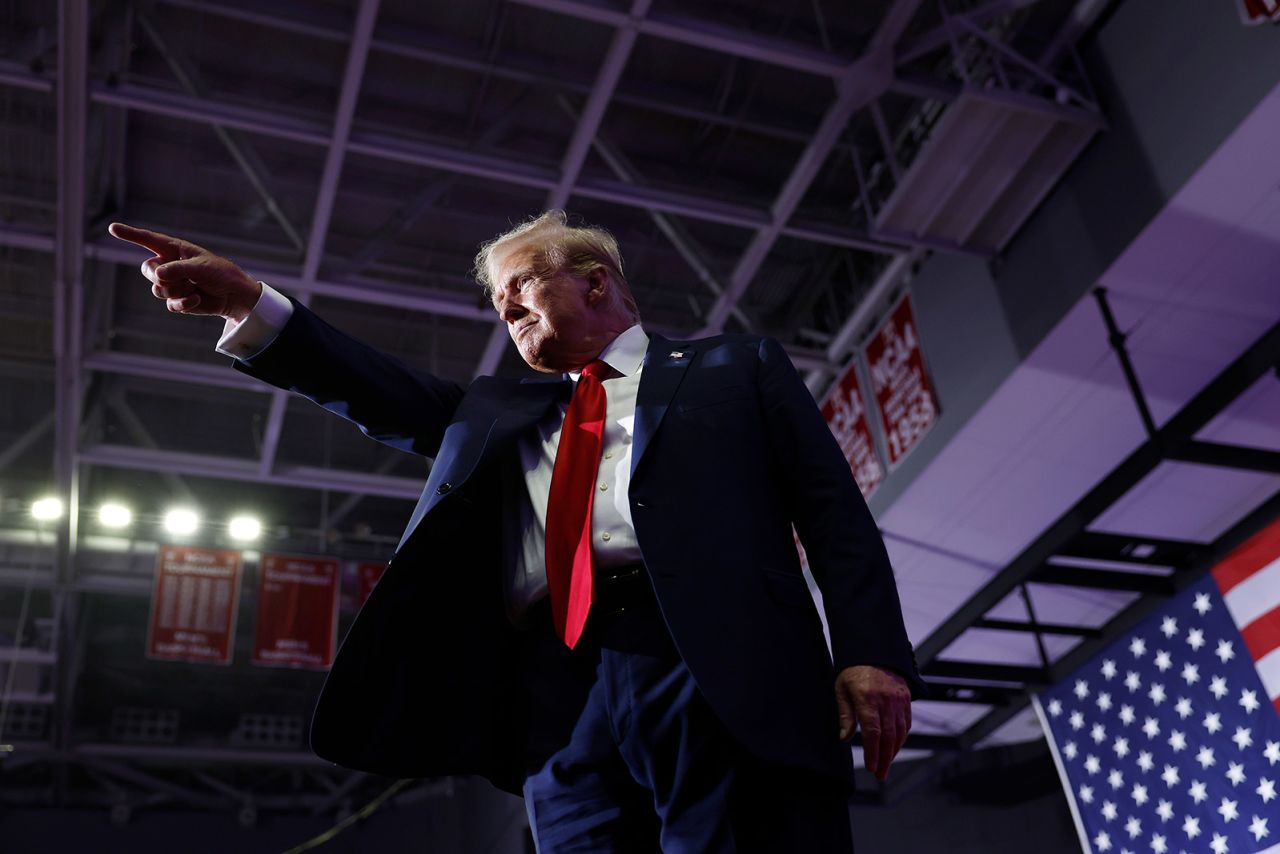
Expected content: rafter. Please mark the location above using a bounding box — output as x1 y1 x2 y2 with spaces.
257 0 382 480
699 0 924 334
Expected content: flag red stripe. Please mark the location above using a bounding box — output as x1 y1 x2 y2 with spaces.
1212 517 1280 595
1239 603 1280 662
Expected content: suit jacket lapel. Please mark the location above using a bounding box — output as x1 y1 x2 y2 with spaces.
428 377 566 502
478 376 569 466
632 334 694 480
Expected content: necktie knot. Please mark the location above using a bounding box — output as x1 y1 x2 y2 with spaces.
581 359 610 381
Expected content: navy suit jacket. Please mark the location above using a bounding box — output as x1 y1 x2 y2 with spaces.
235 299 924 794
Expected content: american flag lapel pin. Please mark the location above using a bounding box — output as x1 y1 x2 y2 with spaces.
669 350 685 359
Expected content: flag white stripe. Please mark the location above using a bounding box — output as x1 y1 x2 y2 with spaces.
1222 556 1280 628
1255 843 1280 854
1256 644 1280 700
1031 695 1093 854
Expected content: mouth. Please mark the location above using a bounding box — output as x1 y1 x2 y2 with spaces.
515 322 535 340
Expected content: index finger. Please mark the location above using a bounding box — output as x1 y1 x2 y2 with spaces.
108 222 184 258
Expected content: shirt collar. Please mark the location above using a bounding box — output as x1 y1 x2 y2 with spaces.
569 324 648 381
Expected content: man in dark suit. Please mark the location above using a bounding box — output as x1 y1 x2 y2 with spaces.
110 212 923 852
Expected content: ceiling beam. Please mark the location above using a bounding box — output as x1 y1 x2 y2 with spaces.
0 65 911 254
915 319 1280 667
153 0 880 153
78 443 423 501
699 0 924 335
84 351 268 393
135 13 305 253
920 660 1049 686
51 0 91 793
971 618 1102 638
508 0 850 79
257 0 381 480
545 0 650 210
1164 439 1280 475
1033 565 1176 595
1054 530 1206 566
0 411 55 473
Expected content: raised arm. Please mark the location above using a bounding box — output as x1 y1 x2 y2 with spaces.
108 223 465 457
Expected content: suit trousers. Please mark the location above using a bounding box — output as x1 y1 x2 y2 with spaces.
517 575 855 853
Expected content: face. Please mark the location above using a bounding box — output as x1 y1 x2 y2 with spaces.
491 245 612 373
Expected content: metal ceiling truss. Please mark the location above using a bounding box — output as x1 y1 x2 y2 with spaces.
869 313 1280 803
1 740 457 820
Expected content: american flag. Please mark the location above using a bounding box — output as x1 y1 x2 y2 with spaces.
1035 518 1280 854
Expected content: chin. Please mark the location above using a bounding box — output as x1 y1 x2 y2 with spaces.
517 346 556 374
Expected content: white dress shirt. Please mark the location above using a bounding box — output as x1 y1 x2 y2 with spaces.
217 284 647 617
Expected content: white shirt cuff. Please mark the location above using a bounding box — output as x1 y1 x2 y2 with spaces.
215 283 293 361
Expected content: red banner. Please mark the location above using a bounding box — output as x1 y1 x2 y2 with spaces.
146 545 242 665
251 554 339 670
821 361 883 499
864 294 940 468
356 561 386 610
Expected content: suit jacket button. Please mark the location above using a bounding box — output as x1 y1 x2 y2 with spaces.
436 483 452 495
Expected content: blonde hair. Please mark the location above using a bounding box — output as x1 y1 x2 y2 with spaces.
473 210 640 320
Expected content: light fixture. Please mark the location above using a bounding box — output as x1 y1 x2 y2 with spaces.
98 502 133 529
31 496 63 521
163 508 199 536
228 515 262 542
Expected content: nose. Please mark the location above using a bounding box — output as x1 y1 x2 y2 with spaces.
499 298 527 325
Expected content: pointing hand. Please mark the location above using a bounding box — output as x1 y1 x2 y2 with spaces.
108 223 262 322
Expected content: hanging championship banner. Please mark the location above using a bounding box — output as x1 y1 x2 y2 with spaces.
864 294 940 468
821 361 883 499
251 554 339 670
356 561 386 610
146 545 242 665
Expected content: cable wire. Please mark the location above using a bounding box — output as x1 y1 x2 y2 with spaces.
278 778 414 854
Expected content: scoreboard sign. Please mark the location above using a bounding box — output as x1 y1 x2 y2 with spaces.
251 554 340 670
146 545 242 665
864 294 940 468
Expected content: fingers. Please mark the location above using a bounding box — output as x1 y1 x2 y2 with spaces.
166 293 202 313
155 258 202 283
109 222 186 258
836 684 854 742
152 280 195 301
877 714 897 782
858 708 882 780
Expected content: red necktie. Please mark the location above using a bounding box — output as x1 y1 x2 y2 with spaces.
545 360 610 648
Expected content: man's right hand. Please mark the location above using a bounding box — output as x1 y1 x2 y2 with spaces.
108 223 263 323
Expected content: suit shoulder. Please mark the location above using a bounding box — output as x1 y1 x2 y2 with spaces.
666 332 769 352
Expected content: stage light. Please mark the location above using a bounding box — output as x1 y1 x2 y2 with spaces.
228 515 262 541
31 496 63 521
163 508 199 536
98 502 133 529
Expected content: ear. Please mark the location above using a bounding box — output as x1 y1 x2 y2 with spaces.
584 267 609 305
